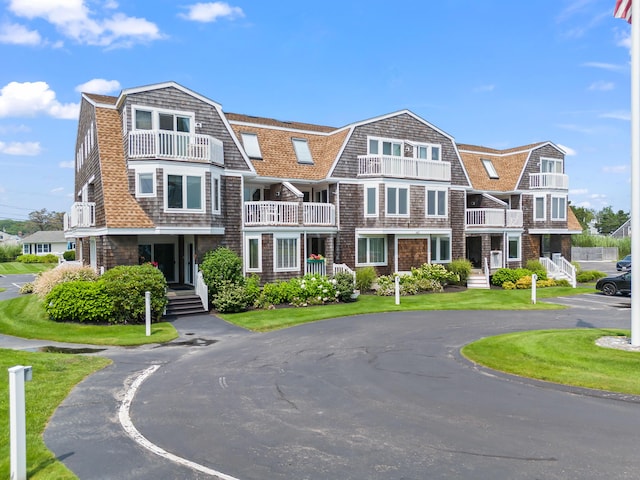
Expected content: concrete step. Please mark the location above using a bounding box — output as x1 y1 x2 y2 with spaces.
467 275 490 289
166 294 207 317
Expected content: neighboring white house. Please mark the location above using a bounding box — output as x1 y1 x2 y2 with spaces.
21 231 72 256
0 231 21 245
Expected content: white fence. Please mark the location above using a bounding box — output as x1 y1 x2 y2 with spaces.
358 155 451 181
529 173 568 189
64 202 96 230
128 130 223 164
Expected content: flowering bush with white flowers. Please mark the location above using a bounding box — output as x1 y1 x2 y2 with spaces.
293 274 337 306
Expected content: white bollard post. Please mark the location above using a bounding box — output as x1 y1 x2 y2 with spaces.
9 365 32 480
531 273 537 304
395 275 400 305
145 291 151 337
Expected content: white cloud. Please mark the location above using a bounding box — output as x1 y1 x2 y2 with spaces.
0 140 41 155
599 110 630 121
0 81 79 119
0 124 30 134
181 2 245 22
570 188 588 195
589 193 608 199
75 78 120 94
582 62 627 72
587 80 614 91
616 29 631 50
473 84 495 93
556 123 597 134
574 200 592 208
602 165 628 174
50 187 64 193
0 22 42 45
58 160 74 168
557 144 577 155
7 0 162 48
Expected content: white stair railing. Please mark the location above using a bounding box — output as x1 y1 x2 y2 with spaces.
333 263 356 285
195 268 209 311
483 257 490 287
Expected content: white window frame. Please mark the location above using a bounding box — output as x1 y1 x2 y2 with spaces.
368 136 403 157
507 234 521 261
551 195 567 220
541 157 563 173
36 243 51 254
245 235 262 272
534 195 546 222
131 105 195 133
430 235 451 263
292 138 313 164
135 169 156 198
364 184 378 217
241 132 263 159
211 172 221 214
274 234 300 272
163 167 205 213
481 158 499 179
386 184 410 217
414 142 442 161
356 235 387 266
425 187 448 217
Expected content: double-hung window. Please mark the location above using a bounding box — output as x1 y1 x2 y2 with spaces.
165 169 204 212
274 235 299 272
534 195 546 221
357 236 387 266
364 184 378 217
415 143 441 161
551 196 566 220
426 188 447 217
541 157 563 173
507 234 521 260
386 185 409 216
430 235 451 263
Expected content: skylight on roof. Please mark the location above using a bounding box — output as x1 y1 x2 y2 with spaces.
292 138 313 164
481 158 499 179
241 132 262 159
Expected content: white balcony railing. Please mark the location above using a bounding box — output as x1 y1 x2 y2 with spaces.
466 208 523 228
358 155 451 181
244 201 298 226
303 202 336 225
128 130 223 164
64 202 96 230
529 173 568 189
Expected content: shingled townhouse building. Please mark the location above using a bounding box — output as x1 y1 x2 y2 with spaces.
64 82 581 288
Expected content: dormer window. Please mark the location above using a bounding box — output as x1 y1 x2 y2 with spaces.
369 138 402 157
292 138 313 164
414 143 441 161
541 157 563 173
241 133 263 159
481 158 499 179
135 110 152 130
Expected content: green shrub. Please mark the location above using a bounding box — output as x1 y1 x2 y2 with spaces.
515 276 557 289
33 264 98 298
101 264 167 324
524 260 547 281
334 272 356 302
63 250 76 261
355 266 376 292
297 274 337 305
0 244 21 262
411 263 459 284
446 259 472 285
19 282 33 294
259 279 303 307
16 253 58 264
502 281 516 290
45 280 114 323
200 247 244 301
491 268 532 286
244 274 261 306
16 254 39 263
213 282 254 313
576 270 607 283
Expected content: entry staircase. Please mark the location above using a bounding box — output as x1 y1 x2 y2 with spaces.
539 255 577 288
467 258 490 289
165 290 207 317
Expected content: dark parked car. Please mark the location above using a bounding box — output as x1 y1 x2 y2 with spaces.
596 271 631 296
616 254 632 271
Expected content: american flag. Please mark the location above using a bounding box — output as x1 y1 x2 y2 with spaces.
614 0 632 22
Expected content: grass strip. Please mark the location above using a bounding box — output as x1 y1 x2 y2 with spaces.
462 329 640 394
0 263 57 275
219 286 593 331
0 348 111 479
0 295 178 346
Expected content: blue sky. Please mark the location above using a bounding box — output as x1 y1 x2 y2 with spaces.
0 0 632 220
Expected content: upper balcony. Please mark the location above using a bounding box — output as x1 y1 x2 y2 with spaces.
529 173 568 190
244 201 336 227
128 130 224 164
64 202 96 231
358 155 451 182
466 208 523 228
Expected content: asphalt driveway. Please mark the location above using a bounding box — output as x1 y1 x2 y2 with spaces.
43 301 638 480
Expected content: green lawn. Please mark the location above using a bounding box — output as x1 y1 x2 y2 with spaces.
0 348 111 479
462 329 640 394
0 295 178 345
219 286 593 331
0 262 57 275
